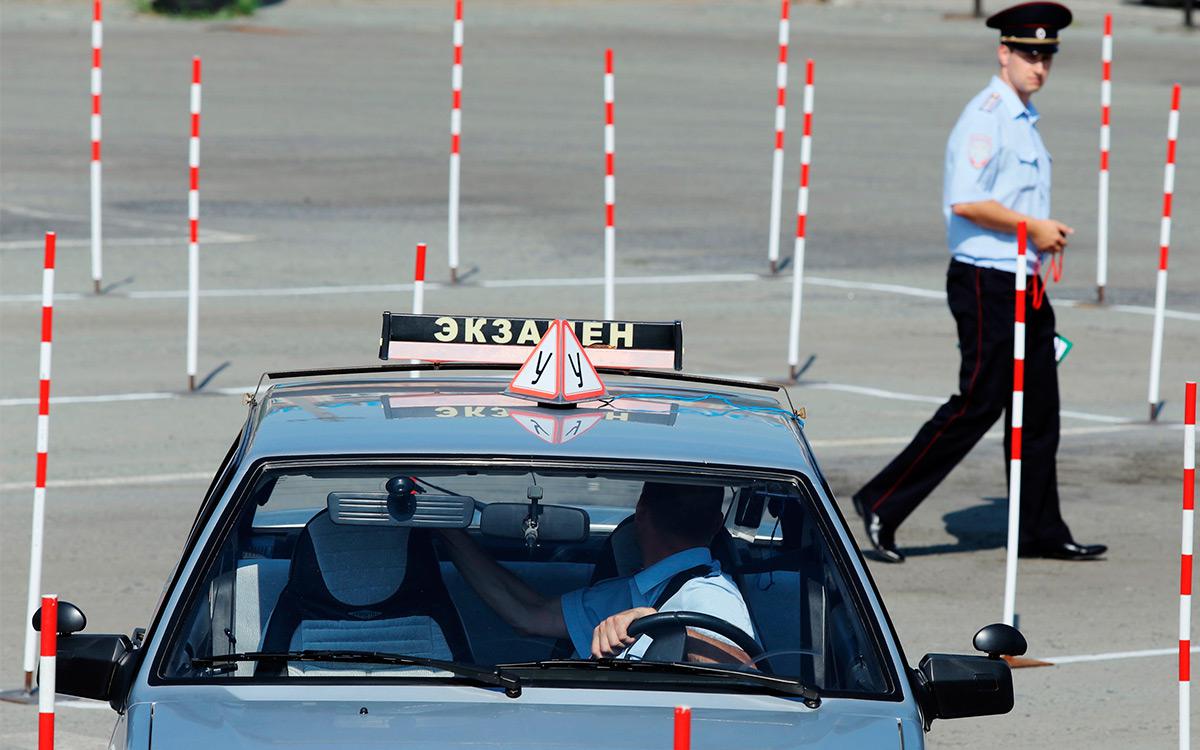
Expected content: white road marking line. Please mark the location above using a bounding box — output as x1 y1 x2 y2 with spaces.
1041 646 1200 666
0 270 1193 322
806 275 947 300
0 201 253 251
0 385 253 408
804 382 1133 424
0 232 252 251
0 471 212 493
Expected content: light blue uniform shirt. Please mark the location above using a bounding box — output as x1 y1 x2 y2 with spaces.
944 75 1052 273
560 546 756 659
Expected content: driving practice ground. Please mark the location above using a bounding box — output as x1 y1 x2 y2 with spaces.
1 0 1197 746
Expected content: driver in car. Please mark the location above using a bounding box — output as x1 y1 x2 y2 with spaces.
439 482 758 662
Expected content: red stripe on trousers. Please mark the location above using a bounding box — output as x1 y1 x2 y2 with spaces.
872 268 985 513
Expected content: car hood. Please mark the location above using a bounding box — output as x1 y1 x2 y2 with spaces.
147 691 908 749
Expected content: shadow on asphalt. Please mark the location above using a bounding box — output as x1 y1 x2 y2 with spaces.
901 496 1008 558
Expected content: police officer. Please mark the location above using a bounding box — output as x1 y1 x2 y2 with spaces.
851 2 1107 563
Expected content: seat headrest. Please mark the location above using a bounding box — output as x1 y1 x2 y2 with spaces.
302 512 411 606
608 515 643 579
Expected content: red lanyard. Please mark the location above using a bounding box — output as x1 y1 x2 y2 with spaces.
1031 253 1063 310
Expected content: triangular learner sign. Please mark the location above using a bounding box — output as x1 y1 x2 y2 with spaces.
508 319 563 399
560 322 606 401
506 319 608 404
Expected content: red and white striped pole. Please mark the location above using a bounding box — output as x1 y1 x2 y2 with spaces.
786 59 814 379
673 706 691 750
90 0 103 294
410 243 427 378
766 0 790 275
448 0 464 283
38 594 57 750
187 57 201 392
603 47 616 321
22 233 56 693
1148 84 1181 421
1181 380 1196 750
1095 13 1112 303
1002 221 1028 628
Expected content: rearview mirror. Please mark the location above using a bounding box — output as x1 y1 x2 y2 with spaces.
479 503 590 543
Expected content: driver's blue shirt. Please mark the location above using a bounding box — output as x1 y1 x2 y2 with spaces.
560 546 756 659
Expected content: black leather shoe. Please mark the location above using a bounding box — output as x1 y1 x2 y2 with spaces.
1019 541 1108 560
852 495 905 563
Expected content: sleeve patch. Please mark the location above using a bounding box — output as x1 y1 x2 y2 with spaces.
968 134 993 169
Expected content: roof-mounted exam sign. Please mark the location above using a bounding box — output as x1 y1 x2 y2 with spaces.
379 313 683 371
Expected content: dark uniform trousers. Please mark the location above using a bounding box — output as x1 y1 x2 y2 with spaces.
854 259 1072 547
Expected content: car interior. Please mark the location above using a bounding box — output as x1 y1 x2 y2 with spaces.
161 467 888 695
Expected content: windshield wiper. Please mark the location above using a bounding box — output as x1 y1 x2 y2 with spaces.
499 658 820 707
191 650 522 697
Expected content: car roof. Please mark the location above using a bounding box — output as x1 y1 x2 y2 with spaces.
243 370 813 471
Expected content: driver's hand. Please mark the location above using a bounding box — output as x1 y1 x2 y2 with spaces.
592 607 656 659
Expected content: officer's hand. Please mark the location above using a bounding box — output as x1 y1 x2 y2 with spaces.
1029 219 1073 254
592 607 656 658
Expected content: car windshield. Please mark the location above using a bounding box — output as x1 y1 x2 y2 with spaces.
159 465 890 696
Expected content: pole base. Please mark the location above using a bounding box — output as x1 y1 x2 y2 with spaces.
189 375 196 392
93 279 101 295
1096 285 1105 304
769 260 778 275
1002 655 1053 669
1150 401 1165 421
450 267 458 284
0 676 38 705
788 354 817 382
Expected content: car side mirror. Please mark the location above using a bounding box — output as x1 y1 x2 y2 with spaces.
915 623 1025 729
972 623 1027 659
32 600 87 635
33 602 136 710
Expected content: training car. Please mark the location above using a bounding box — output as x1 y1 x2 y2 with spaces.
36 314 1027 748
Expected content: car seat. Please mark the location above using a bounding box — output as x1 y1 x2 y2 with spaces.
258 510 471 673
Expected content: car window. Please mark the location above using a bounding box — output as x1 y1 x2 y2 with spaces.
158 464 889 697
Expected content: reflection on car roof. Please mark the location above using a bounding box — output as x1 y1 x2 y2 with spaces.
246 375 811 471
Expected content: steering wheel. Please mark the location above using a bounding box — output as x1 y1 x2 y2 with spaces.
626 611 764 663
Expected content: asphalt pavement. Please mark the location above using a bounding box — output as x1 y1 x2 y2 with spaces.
1 0 1197 746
